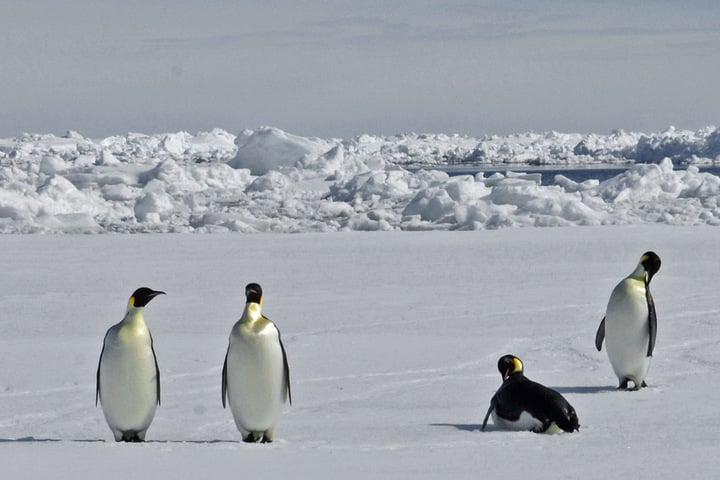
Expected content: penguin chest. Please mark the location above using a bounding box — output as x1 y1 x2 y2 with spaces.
604 279 650 378
226 323 285 430
99 326 158 430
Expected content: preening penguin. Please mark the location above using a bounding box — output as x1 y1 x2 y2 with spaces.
222 283 291 443
595 251 661 390
481 355 579 434
96 287 165 442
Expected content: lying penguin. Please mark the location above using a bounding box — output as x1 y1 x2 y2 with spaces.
482 354 579 433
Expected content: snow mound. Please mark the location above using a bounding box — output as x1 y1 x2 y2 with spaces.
0 127 719 233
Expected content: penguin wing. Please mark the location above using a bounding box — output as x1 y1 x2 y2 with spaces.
96 330 110 406
595 317 605 351
278 330 292 405
96 342 105 406
646 290 657 357
481 396 497 431
221 347 229 408
149 331 161 406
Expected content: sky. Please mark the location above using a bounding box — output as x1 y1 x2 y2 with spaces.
1 0 719 139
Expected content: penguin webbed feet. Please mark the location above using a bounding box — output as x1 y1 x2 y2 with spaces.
118 431 145 442
618 378 648 391
535 418 580 434
243 433 273 444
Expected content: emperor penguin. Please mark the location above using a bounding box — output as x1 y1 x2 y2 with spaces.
481 354 579 434
96 287 165 442
222 283 291 443
595 251 661 390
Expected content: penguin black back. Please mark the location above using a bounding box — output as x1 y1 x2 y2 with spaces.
482 354 579 433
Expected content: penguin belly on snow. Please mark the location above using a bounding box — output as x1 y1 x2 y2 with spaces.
482 355 579 434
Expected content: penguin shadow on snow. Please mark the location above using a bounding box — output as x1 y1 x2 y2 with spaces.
550 385 618 395
431 422 563 433
430 423 522 433
429 423 484 432
0 437 104 443
0 437 245 444
0 436 62 443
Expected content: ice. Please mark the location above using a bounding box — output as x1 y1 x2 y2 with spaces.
0 126 719 233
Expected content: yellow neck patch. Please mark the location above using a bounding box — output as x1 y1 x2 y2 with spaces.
512 357 524 374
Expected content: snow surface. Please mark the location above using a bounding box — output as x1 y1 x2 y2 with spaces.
1 227 719 478
1 126 720 233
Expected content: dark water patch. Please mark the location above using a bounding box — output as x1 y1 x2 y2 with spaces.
412 165 720 186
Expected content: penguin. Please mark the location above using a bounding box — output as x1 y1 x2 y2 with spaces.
96 287 165 442
595 251 661 390
481 354 579 434
222 283 291 443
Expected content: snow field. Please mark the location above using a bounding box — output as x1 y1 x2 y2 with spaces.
1 226 719 478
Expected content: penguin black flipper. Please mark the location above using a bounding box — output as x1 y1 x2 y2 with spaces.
96 343 105 406
646 289 657 357
481 396 497 431
221 348 229 408
96 330 110 406
277 329 292 405
149 331 161 406
595 317 606 352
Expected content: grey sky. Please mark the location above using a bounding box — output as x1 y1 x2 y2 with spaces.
1 1 719 138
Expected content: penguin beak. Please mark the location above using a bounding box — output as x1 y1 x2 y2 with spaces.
503 368 512 380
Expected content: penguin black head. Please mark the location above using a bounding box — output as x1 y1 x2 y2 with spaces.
130 287 166 308
640 251 661 283
245 283 263 305
498 354 524 380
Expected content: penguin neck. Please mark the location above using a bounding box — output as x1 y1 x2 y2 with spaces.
628 263 648 283
122 305 148 328
505 372 524 382
241 302 263 324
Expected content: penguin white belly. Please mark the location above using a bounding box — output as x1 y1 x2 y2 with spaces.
492 410 544 432
605 279 651 384
226 327 285 434
99 329 158 435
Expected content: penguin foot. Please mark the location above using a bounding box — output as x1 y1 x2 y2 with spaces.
242 433 273 443
120 432 144 442
618 379 646 391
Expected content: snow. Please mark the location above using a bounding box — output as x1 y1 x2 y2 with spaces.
1 227 719 479
1 126 720 233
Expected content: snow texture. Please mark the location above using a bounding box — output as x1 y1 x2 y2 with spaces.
1 126 719 233
1 227 718 479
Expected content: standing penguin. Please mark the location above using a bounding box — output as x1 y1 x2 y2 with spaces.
96 287 165 442
595 251 661 390
481 354 579 433
222 283 291 443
